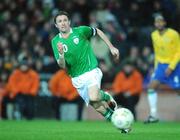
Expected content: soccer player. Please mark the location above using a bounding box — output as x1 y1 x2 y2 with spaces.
144 14 180 123
51 11 119 123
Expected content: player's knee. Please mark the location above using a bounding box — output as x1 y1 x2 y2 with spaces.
148 80 159 90
88 85 101 102
89 91 101 102
89 94 100 102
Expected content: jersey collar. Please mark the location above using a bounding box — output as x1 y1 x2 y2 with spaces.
59 28 73 38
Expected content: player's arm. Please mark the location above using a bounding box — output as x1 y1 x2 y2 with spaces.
165 32 180 76
51 40 66 69
57 43 66 69
96 28 119 62
168 32 180 70
57 56 66 69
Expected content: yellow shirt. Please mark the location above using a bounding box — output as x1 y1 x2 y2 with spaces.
151 28 180 70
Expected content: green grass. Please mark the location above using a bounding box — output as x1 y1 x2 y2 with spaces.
0 120 180 140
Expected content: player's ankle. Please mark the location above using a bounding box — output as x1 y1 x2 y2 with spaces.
103 108 113 121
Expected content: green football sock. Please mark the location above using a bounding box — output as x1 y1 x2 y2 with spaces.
100 90 111 101
103 108 113 121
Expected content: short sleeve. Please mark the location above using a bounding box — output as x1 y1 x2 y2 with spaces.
78 26 96 39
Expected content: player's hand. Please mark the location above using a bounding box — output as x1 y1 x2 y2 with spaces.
165 67 173 77
110 46 119 62
57 42 64 55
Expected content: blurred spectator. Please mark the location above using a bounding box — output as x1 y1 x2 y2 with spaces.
7 58 40 120
34 58 44 73
91 35 112 70
128 46 142 70
138 46 154 89
0 0 179 75
49 70 84 120
73 0 92 25
111 59 143 119
98 59 115 87
129 46 139 61
104 20 126 55
0 71 9 119
3 48 16 72
95 1 114 27
125 46 154 89
89 12 99 28
108 0 126 27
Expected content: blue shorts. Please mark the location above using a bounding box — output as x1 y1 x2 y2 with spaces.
151 63 180 89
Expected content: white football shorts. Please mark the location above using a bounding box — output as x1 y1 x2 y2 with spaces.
71 68 103 105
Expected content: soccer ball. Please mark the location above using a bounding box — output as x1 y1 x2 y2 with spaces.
111 108 134 129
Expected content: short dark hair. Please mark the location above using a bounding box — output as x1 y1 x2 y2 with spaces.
154 13 165 22
54 11 70 24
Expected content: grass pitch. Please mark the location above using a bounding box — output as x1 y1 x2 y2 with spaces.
0 120 180 140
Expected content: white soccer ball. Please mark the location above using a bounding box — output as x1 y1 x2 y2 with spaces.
111 108 134 129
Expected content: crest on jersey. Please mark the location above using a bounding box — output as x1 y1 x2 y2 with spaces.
73 37 79 44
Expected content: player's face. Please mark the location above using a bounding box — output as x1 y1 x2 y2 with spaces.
55 15 70 33
154 19 166 31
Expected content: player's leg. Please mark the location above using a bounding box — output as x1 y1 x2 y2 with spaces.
88 86 117 110
88 85 114 120
87 68 117 111
71 68 117 120
90 101 113 120
100 90 117 110
144 80 160 123
145 63 168 123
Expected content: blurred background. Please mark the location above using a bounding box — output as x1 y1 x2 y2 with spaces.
0 0 180 121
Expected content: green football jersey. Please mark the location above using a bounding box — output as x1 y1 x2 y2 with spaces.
51 26 98 77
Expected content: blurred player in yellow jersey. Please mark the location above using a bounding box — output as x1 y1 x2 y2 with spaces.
144 14 180 123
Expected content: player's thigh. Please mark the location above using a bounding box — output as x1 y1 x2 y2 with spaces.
88 85 101 101
87 68 103 101
148 80 161 90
